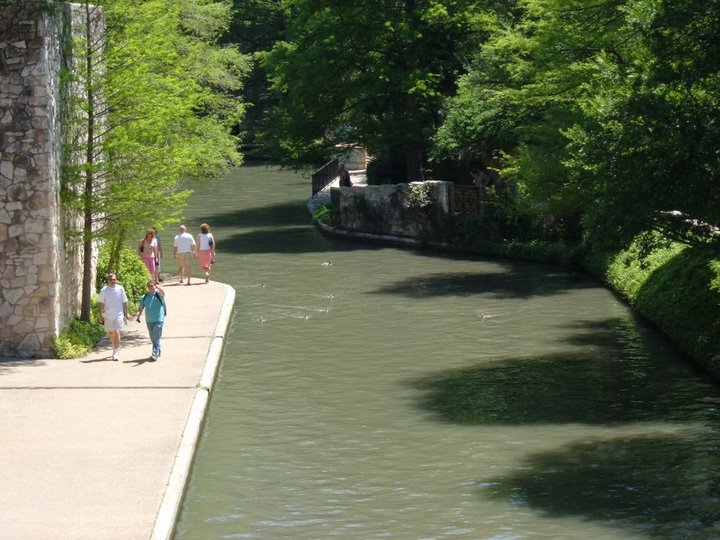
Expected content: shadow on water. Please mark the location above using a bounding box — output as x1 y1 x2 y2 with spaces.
412 349 719 425
411 316 720 426
371 267 596 299
481 433 720 539
411 313 720 538
200 201 308 230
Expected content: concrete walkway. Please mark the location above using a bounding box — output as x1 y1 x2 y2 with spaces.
0 277 235 540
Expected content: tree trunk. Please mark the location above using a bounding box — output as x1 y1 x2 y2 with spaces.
80 0 95 322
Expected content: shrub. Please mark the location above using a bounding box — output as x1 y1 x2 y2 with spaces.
53 318 106 359
96 243 152 310
312 204 339 226
584 232 720 376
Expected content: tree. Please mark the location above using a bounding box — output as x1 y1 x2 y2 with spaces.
225 0 288 148
434 0 720 248
63 0 249 320
563 0 720 245
260 0 492 181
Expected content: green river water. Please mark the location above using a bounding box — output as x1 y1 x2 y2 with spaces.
172 164 720 540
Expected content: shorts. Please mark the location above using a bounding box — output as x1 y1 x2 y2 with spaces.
177 252 192 272
103 316 125 332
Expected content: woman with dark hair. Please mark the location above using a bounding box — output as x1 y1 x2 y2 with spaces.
196 223 216 284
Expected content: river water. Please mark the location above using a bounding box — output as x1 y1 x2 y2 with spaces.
173 164 720 539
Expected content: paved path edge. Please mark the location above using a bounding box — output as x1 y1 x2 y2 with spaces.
150 283 236 540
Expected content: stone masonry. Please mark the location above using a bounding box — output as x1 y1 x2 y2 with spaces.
0 3 85 357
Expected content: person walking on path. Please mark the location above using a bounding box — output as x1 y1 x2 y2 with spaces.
196 222 216 284
151 226 163 282
97 273 129 361
137 229 159 278
173 224 196 285
135 280 166 361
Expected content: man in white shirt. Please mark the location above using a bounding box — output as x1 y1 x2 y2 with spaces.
173 224 196 285
97 273 129 361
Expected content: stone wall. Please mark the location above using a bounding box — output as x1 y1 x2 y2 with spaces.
0 4 85 357
335 181 453 238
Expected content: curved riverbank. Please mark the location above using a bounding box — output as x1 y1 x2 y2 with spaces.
309 188 720 382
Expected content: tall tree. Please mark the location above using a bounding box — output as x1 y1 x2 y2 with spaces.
63 0 249 320
261 0 492 181
434 0 720 247
563 0 720 245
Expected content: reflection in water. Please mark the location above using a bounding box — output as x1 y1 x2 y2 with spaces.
174 165 720 540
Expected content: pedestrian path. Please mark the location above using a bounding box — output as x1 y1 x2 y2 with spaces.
0 277 235 540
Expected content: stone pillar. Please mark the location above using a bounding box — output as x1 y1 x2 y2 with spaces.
0 4 83 357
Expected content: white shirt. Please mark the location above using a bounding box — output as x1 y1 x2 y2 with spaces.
97 284 128 318
174 232 195 253
197 232 214 251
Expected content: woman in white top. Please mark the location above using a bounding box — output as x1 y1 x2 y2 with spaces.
196 222 216 284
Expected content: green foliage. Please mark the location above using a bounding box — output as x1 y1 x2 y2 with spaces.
434 0 720 249
95 0 249 240
432 210 578 266
96 242 152 310
311 204 339 226
586 232 720 373
261 1 493 179
406 183 433 209
62 0 250 319
53 318 106 359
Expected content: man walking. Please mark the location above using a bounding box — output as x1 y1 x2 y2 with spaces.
136 280 166 361
97 273 129 361
173 224 196 285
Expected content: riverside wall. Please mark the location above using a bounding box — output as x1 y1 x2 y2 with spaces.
334 181 453 238
0 3 92 357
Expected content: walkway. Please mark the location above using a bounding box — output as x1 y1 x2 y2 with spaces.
0 278 235 540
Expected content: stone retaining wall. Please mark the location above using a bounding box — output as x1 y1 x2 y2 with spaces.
0 4 85 357
335 181 453 238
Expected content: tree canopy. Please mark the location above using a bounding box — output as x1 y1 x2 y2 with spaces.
260 0 493 181
62 0 249 319
433 0 720 247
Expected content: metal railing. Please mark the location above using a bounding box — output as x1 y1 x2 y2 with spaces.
311 158 340 196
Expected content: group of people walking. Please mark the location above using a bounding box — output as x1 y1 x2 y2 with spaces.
137 223 216 285
98 223 217 362
172 223 216 285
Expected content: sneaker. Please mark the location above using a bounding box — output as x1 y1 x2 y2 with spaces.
113 353 119 361
150 355 157 362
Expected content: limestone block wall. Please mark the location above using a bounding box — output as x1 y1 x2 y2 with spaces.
337 181 452 238
0 4 83 357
